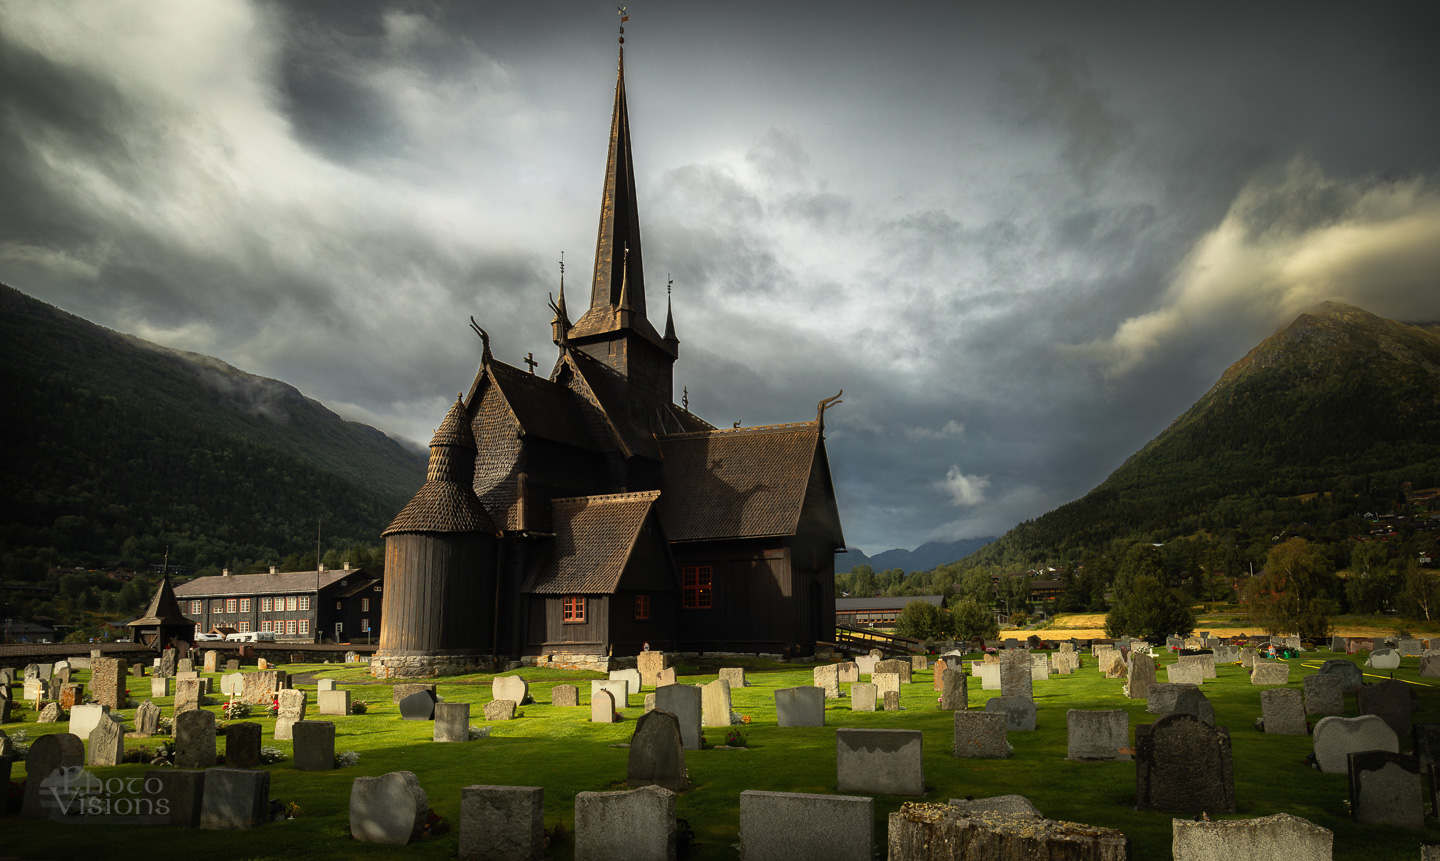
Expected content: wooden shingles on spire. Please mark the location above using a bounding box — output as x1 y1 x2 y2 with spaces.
129 577 190 627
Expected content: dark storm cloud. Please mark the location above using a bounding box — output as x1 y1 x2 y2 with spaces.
3 1 1438 553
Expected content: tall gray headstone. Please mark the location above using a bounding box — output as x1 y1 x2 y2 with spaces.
654 684 702 750
574 785 676 861
460 785 545 861
775 686 826 727
351 770 430 845
627 709 689 792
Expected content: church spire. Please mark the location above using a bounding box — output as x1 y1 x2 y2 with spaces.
590 47 645 318
663 275 678 351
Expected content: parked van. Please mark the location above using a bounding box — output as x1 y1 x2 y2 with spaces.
224 631 278 643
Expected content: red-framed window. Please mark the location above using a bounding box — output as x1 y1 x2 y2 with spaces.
261 621 273 633
563 595 586 623
239 598 251 613
682 566 713 609
285 619 297 635
634 594 650 621
298 619 310 635
212 600 224 613
238 621 251 632
190 601 202 614
226 599 238 613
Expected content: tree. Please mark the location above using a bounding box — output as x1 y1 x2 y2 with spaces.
894 600 954 641
997 573 1031 614
1399 561 1440 621
1244 538 1338 639
849 565 877 598
1104 574 1196 640
948 596 1000 641
958 568 996 606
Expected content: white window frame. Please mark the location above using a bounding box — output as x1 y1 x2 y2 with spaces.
239 598 250 612
299 596 310 610
286 596 298 612
298 619 310 635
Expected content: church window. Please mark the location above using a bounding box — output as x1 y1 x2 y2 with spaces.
634 594 650 621
682 566 713 609
563 595 586 623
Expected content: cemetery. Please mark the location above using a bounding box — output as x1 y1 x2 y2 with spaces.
1 641 1439 859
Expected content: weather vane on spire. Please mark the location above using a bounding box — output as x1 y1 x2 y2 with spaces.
559 250 565 279
617 6 628 44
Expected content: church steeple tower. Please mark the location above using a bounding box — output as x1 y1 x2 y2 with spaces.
563 43 678 431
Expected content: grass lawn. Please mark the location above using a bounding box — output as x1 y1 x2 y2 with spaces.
3 649 1439 859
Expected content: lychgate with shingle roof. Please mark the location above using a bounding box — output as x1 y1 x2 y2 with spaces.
372 45 844 676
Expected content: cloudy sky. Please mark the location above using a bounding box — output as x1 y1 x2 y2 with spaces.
4 2 1440 555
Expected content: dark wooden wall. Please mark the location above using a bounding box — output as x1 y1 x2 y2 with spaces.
377 532 495 655
525 594 608 654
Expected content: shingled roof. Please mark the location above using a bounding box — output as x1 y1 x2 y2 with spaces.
522 490 665 594
174 568 360 598
128 577 191 627
656 422 827 542
487 361 602 452
385 396 497 536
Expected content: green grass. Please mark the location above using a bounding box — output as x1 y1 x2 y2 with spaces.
4 651 1440 859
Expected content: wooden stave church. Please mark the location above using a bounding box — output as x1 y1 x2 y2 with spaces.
372 47 845 678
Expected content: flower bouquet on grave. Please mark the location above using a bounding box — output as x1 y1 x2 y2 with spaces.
420 807 449 838
259 746 287 764
335 750 360 768
350 700 368 715
724 728 747 748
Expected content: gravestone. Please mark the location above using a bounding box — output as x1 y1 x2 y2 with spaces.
1261 688 1307 735
883 690 901 711
719 667 747 688
146 769 206 827
459 785 545 861
775 686 826 727
434 702 470 741
1125 652 1156 700
939 669 966 710
351 770 429 845
1030 653 1050 682
985 696 1036 731
1318 659 1363 692
851 682 878 712
1166 662 1205 685
20 733 85 818
814 664 841 698
701 678 732 727
256 658 269 671
998 651 1033 700
591 679 629 710
174 709 217 769
392 683 437 704
952 711 1009 758
226 659 240 671
637 650 668 688
1420 654 1440 678
591 689 616 724
873 672 902 701
1239 648 1255 668
177 658 194 674
151 676 171 699
552 684 579 707
838 661 859 684
869 648 885 659
484 699 516 721
293 720 336 770
398 689 438 721
58 682 83 710
226 722 262 768
1179 654 1217 679
274 688 307 740
1172 687 1217 726
608 668 643 697
656 668 677 687
203 651 219 673
134 699 161 736
854 656 878 676
1171 812 1333 861
645 692 657 712
1312 714 1399 773
1134 713 1235 813
220 672 244 696
90 657 126 709
874 659 912 683
87 715 124 766
68 703 111 741
1357 679 1411 736
1367 649 1401 670
317 678 337 692
836 727 923 796
573 785 676 861
199 768 270 830
1303 673 1344 716
654 684 702 750
1066 709 1130 761
627 709 688 792
888 801 1128 860
1399 639 1423 657
318 689 351 716
1250 661 1290 685
738 790 872 861
38 702 60 722
1413 724 1440 773
1097 648 1125 677
159 650 177 678
174 678 203 715
1212 645 1240 663
932 659 948 690
1348 750 1423 828
240 669 285 704
911 655 928 671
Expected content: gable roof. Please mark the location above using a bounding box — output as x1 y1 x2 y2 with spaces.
486 360 602 451
174 569 362 598
522 490 666 594
656 422 829 542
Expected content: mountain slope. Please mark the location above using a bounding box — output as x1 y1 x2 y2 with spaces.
0 283 427 574
962 302 1440 569
837 537 997 574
